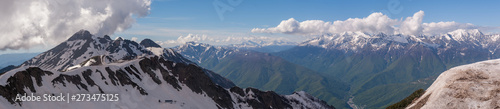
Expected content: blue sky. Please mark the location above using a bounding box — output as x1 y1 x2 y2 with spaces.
1 0 499 54
113 0 500 47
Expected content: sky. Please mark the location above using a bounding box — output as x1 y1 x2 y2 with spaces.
1 0 500 54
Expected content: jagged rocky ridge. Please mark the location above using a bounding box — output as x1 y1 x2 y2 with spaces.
0 30 334 109
299 29 500 62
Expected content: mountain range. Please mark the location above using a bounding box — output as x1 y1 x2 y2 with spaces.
0 30 334 109
273 29 500 108
2 28 499 109
173 29 500 108
174 42 350 108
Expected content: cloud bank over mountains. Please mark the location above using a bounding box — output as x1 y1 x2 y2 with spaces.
157 33 292 47
252 11 486 36
0 0 151 50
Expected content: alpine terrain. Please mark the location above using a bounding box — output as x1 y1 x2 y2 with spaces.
0 30 334 109
407 58 500 109
175 42 350 108
272 29 500 108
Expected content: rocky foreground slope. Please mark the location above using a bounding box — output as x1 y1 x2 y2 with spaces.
407 59 500 109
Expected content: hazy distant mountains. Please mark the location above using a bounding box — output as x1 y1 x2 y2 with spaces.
0 53 38 68
227 40 297 53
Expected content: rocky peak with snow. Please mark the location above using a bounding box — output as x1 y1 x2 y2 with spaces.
0 30 334 109
299 29 500 54
21 30 184 72
67 30 95 41
406 58 500 109
174 42 239 64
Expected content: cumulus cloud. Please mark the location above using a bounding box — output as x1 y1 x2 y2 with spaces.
0 0 151 50
399 10 424 35
253 11 489 36
252 13 398 35
330 12 398 35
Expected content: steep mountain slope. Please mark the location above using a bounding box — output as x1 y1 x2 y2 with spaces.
175 42 350 108
273 29 500 108
407 59 500 109
0 30 334 109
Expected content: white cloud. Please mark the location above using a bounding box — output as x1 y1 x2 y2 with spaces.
252 12 398 35
0 0 151 50
399 10 424 35
253 11 491 36
330 12 398 35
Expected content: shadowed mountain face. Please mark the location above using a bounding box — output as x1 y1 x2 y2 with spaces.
175 42 350 108
0 30 334 109
140 39 162 48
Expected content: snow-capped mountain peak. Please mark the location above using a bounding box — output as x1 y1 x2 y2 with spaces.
446 29 484 42
298 29 500 54
21 30 152 71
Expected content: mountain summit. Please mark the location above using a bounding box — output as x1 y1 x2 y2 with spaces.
0 30 334 109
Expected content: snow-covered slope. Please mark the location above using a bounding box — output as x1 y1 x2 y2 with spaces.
406 59 500 109
0 30 334 109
